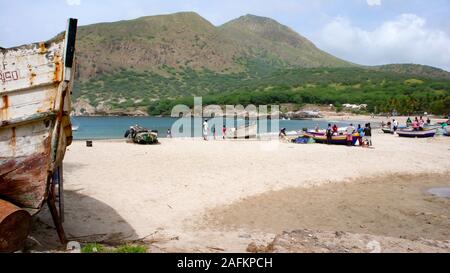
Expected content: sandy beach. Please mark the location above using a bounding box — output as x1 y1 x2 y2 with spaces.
30 131 450 253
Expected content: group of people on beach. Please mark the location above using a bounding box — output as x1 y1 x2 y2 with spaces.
325 123 373 147
202 120 228 141
166 120 228 140
383 116 431 133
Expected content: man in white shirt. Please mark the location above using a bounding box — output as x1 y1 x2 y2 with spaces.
203 120 209 141
393 119 399 133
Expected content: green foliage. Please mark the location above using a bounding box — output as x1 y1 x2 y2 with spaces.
73 65 450 117
115 245 147 253
82 243 106 253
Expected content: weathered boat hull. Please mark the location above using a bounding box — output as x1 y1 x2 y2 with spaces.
397 129 437 138
0 19 78 252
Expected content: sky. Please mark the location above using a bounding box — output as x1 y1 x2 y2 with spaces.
1 0 449 71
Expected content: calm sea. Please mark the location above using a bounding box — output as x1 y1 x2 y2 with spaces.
71 116 367 140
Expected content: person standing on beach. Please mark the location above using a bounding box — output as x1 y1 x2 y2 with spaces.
393 119 399 133
212 125 216 140
326 124 333 144
357 124 364 146
167 129 172 138
222 126 227 140
203 120 209 141
363 123 372 147
346 124 355 146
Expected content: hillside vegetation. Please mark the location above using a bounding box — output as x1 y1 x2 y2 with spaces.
72 12 450 116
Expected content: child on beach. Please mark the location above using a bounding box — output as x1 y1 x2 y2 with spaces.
222 126 227 140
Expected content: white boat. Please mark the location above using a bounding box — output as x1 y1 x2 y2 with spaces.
227 124 258 139
0 19 78 252
72 125 79 131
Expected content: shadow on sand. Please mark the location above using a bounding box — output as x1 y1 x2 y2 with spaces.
27 190 138 252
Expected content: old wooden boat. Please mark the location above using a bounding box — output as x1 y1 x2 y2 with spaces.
397 128 437 138
0 19 78 252
124 125 159 144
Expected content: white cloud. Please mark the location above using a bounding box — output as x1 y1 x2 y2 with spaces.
66 0 81 6
367 0 381 6
317 14 450 71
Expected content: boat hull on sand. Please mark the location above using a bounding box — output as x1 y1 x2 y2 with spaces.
382 128 393 134
305 133 359 146
397 129 437 138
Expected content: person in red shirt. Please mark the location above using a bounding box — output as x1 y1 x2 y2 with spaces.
332 124 338 135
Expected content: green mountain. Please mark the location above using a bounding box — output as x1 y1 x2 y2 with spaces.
72 12 450 116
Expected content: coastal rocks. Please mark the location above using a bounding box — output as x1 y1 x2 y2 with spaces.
247 230 450 253
72 99 149 117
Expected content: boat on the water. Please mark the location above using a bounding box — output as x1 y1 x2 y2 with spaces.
72 125 79 131
0 19 78 252
305 133 358 146
397 128 437 138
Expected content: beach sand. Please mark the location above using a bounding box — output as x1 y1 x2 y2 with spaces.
29 131 450 252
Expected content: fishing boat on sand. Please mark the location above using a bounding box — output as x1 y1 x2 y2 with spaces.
381 127 394 134
0 19 78 252
124 125 159 144
397 128 437 138
304 133 358 146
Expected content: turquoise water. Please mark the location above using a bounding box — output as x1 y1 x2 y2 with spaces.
72 116 366 140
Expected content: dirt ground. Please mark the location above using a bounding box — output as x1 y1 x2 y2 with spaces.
25 134 450 253
204 173 450 241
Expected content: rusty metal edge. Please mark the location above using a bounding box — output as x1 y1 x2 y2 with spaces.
0 33 65 53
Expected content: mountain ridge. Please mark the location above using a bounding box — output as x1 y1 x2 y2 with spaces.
69 12 450 116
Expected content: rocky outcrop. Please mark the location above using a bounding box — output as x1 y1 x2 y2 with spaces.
247 230 450 253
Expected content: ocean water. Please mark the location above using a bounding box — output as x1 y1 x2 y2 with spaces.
71 116 366 140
